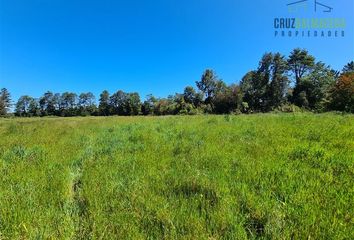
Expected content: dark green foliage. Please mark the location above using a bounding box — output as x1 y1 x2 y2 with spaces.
110 90 127 115
213 84 242 114
98 90 111 116
240 71 258 111
110 90 141 116
153 96 178 115
5 49 353 118
60 92 78 116
39 91 56 116
15 95 38 117
126 92 141 115
294 62 336 110
240 53 289 112
0 88 11 116
183 86 203 107
288 49 316 105
142 94 157 115
78 92 96 116
28 98 40 116
288 48 315 85
342 61 354 73
196 69 219 104
253 53 274 111
267 53 289 109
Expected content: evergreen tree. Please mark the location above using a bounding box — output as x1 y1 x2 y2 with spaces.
0 88 11 116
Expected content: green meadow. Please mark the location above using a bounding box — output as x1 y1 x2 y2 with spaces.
0 113 353 239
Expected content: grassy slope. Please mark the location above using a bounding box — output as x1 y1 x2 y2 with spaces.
0 114 353 239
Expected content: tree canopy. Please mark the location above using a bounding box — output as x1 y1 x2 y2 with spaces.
2 49 353 117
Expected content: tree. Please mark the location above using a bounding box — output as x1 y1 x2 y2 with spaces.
185 87 203 107
0 100 4 116
288 49 316 105
294 62 336 110
125 92 141 115
288 48 315 85
0 88 11 116
213 84 242 114
153 96 178 115
5 49 352 117
328 73 354 112
240 53 274 111
240 53 289 111
78 92 96 116
53 93 62 115
166 93 194 115
39 91 56 116
60 92 77 116
28 98 40 116
142 94 157 115
257 53 274 111
109 91 141 116
240 71 258 111
15 95 35 117
267 53 289 109
183 86 196 104
110 90 127 115
98 90 111 116
196 69 219 104
153 98 170 115
342 61 354 74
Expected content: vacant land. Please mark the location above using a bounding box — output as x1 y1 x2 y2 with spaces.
0 114 353 239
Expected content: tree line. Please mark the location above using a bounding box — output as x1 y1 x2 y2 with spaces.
0 48 353 117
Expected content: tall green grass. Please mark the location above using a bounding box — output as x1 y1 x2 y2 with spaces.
0 114 353 239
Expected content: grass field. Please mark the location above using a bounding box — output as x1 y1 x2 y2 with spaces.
0 113 353 239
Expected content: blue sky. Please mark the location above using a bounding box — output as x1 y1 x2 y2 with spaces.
1 0 353 102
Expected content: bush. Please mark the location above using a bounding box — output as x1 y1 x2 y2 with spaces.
276 104 305 113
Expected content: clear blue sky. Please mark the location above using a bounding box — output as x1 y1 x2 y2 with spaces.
1 0 353 102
